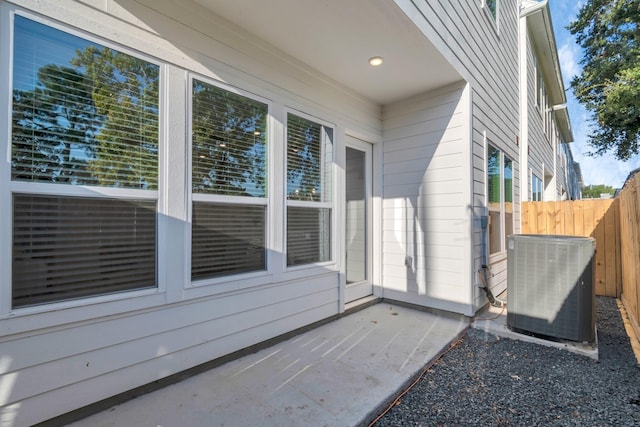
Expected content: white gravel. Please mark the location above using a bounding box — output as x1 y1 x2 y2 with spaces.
372 297 640 426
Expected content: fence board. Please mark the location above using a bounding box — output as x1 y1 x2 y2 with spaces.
522 198 620 297
593 200 607 296
619 173 640 338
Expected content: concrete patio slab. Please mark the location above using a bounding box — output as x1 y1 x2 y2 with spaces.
66 303 469 427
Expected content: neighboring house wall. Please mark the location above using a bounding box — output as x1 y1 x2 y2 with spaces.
525 37 556 201
520 0 579 204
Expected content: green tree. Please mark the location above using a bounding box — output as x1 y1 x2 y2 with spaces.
12 64 99 184
72 46 159 189
581 184 616 198
12 43 158 189
569 0 640 160
191 80 267 197
287 115 323 202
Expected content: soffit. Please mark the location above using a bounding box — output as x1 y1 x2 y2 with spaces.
193 0 462 105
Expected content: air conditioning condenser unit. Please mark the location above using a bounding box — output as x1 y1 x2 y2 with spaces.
507 234 595 342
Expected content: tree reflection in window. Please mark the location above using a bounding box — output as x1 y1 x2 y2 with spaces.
486 0 497 20
191 80 267 197
287 114 329 202
11 16 159 189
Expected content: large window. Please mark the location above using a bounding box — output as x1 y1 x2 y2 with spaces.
487 145 513 255
191 78 268 280
10 15 159 307
286 113 333 266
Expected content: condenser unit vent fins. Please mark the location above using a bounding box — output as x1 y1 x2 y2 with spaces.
506 234 595 342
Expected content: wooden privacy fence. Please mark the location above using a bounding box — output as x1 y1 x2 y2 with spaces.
521 198 621 297
618 173 640 343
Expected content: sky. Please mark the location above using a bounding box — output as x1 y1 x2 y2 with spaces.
548 0 640 189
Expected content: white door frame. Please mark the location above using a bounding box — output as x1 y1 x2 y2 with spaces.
344 136 373 303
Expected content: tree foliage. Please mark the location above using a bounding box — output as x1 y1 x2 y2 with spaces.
569 0 640 160
191 80 267 197
581 183 616 198
12 64 99 184
72 46 159 189
12 21 159 189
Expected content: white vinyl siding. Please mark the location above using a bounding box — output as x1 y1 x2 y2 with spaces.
526 33 556 201
396 0 520 308
381 83 471 313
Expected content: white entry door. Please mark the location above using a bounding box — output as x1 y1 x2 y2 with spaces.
345 137 373 303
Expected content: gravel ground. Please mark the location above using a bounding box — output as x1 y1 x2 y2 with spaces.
373 297 640 426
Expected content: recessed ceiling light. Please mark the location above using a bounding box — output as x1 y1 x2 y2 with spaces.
368 56 383 66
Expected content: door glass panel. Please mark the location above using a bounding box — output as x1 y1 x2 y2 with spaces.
346 147 367 283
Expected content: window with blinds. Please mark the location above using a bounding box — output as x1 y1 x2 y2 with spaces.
191 203 265 279
504 156 514 242
487 145 502 255
286 113 333 266
10 15 159 307
287 207 331 266
12 16 159 189
191 78 268 281
487 144 512 255
12 195 156 307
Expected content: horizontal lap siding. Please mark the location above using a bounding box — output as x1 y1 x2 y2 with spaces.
382 84 470 312
1 278 338 424
526 37 555 187
398 0 520 310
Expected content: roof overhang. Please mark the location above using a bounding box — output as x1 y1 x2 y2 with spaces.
521 0 574 142
192 0 462 106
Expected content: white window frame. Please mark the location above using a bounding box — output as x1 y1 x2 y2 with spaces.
284 109 335 271
187 74 272 288
0 7 167 316
486 143 513 261
531 172 543 202
482 0 499 32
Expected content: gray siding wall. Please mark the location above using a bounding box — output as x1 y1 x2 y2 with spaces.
396 0 521 309
381 83 471 314
526 34 560 200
